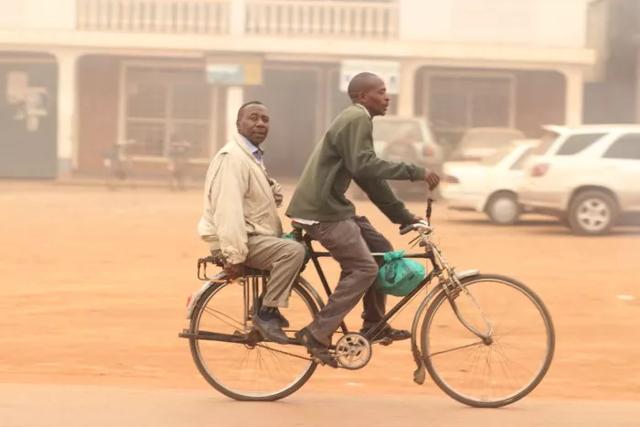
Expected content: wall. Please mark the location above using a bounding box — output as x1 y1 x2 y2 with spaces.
0 0 75 30
399 0 589 48
77 55 119 174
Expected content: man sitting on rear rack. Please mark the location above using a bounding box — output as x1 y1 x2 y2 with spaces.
198 101 306 345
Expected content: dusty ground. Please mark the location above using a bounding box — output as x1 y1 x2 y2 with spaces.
1 180 639 403
2 383 640 427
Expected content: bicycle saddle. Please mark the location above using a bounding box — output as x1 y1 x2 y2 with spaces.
290 221 314 241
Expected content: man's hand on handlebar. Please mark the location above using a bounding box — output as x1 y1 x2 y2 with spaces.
424 171 440 191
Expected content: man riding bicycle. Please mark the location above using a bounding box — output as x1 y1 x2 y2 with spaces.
286 72 440 367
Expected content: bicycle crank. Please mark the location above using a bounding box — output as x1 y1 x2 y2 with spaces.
334 333 372 370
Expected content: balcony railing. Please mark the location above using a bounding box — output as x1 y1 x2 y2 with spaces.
245 0 398 38
76 0 398 39
76 0 230 34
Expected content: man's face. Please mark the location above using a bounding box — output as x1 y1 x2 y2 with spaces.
358 77 390 117
237 104 270 145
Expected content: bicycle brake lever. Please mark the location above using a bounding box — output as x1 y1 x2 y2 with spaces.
408 234 421 247
426 198 433 224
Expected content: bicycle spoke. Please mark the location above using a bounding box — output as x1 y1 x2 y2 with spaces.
255 343 312 362
427 340 485 358
202 306 245 330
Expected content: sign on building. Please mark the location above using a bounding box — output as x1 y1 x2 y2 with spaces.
340 60 399 94
206 56 263 85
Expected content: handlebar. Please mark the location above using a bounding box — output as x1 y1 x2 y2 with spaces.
399 198 435 235
399 224 414 235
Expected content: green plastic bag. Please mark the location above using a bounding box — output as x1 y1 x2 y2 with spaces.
282 231 311 261
375 250 425 297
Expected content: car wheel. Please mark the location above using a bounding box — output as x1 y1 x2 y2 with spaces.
568 190 617 235
486 192 520 225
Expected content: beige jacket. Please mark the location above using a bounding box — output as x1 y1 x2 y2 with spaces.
197 135 284 264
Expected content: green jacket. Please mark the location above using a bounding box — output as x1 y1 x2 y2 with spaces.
286 104 427 224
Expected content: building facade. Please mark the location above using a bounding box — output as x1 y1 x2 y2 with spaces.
0 0 599 178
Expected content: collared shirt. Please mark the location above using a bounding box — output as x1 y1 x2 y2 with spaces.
354 103 372 119
238 133 264 165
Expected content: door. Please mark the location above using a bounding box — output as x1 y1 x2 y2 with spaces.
0 61 57 178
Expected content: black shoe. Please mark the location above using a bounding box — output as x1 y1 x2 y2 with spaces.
253 307 290 344
254 301 289 328
273 308 290 328
295 328 338 368
360 325 412 346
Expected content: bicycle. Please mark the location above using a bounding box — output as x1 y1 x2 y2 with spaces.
167 140 191 191
103 140 136 190
179 200 555 407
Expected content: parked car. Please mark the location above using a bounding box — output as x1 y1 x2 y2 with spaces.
353 116 443 199
518 125 640 235
449 127 525 161
442 140 538 224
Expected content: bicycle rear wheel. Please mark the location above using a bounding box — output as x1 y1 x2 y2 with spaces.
421 274 554 408
189 278 319 401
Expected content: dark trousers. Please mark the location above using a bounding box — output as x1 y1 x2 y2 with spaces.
302 216 392 345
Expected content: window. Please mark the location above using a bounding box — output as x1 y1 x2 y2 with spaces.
533 131 559 155
124 67 210 159
555 133 605 155
603 134 640 160
427 73 513 145
510 147 534 170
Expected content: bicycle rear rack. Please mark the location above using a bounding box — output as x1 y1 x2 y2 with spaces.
197 255 224 280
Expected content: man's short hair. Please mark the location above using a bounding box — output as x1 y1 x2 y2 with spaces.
237 100 264 121
347 72 379 101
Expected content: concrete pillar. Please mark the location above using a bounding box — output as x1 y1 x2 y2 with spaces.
636 48 640 124
397 60 419 116
229 0 246 36
226 86 244 142
563 67 584 126
54 51 79 176
209 86 219 154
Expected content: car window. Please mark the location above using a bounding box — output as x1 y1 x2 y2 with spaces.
603 134 640 160
510 147 534 170
555 133 605 155
481 145 512 166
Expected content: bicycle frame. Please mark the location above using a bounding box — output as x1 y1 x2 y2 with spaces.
300 215 491 348
304 238 441 343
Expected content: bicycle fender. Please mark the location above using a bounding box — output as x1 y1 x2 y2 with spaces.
410 286 443 385
455 269 480 280
297 276 326 310
186 274 227 319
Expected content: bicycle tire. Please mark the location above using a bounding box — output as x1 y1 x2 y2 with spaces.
421 274 555 408
189 278 319 401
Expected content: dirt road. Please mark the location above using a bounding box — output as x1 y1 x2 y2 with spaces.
2 383 640 427
0 181 639 424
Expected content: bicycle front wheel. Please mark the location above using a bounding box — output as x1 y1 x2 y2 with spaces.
189 278 319 401
421 274 555 408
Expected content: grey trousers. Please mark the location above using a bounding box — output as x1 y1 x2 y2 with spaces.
302 216 393 345
245 235 306 308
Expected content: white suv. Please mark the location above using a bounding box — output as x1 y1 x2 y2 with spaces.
518 125 640 235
